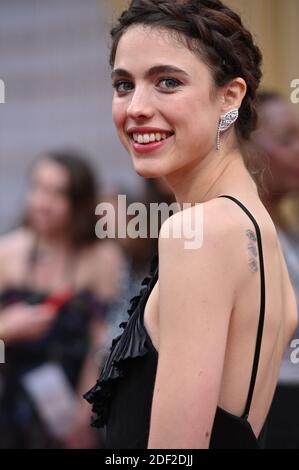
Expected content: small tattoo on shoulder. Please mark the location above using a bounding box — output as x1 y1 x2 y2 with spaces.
248 243 258 258
248 258 258 272
245 229 259 273
246 229 257 242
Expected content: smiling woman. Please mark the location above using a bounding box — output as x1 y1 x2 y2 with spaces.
84 0 298 449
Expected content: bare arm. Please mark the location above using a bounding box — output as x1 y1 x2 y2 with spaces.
0 303 56 343
147 205 239 449
61 241 124 448
89 240 126 303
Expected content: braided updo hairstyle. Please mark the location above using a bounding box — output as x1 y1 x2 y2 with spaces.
110 0 263 144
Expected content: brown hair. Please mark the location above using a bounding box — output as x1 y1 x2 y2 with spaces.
24 149 101 248
110 0 263 143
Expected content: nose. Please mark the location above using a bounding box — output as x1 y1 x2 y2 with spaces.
126 87 155 121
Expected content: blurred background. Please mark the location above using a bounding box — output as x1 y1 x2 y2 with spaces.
0 0 298 449
0 0 298 234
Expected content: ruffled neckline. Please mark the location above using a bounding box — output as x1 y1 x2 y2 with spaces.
83 252 159 428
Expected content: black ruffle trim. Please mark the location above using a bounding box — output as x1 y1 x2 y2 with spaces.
83 252 158 428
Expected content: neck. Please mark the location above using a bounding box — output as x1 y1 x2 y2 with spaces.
165 146 258 206
34 231 74 256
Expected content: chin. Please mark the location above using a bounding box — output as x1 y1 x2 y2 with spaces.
135 169 158 179
133 164 167 180
133 155 174 179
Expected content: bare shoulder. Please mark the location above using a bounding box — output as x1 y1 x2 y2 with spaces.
0 227 33 260
0 227 33 288
159 198 255 270
158 196 279 293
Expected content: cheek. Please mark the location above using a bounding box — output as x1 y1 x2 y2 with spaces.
112 100 126 131
60 202 72 219
270 151 296 180
172 93 218 134
174 107 218 154
112 101 130 147
50 199 71 221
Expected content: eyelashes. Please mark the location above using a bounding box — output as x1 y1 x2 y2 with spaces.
112 77 183 94
158 77 183 89
112 80 134 93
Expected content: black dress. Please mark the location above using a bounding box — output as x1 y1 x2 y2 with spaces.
0 287 107 449
84 195 268 449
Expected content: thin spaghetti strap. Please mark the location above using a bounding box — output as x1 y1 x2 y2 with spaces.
218 195 266 419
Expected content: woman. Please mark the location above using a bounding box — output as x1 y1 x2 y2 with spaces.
251 92 299 448
84 0 298 449
0 150 124 448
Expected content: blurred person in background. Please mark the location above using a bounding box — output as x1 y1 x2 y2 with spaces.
0 150 125 448
124 177 175 276
252 91 299 448
100 178 176 346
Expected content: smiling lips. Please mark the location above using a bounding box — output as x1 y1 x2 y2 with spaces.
127 127 174 153
132 131 171 144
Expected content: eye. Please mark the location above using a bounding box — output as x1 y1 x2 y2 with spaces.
112 80 134 93
158 77 182 90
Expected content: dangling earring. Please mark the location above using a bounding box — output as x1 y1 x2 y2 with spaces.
216 108 239 150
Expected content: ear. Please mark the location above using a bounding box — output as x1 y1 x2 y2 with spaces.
220 77 247 114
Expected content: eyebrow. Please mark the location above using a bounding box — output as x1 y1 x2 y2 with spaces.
111 65 190 80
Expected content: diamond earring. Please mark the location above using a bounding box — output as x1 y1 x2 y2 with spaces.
216 108 239 150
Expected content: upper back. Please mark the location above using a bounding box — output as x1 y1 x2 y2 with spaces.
215 195 298 436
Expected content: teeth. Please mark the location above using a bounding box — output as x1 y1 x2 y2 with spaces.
132 132 171 144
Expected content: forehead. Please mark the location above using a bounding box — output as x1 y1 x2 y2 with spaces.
32 160 69 185
114 24 209 78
